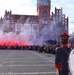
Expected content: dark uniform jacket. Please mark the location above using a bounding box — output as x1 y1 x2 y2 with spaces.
55 47 71 71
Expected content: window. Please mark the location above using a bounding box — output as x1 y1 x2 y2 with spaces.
65 26 67 30
45 20 47 24
62 18 64 25
65 21 67 25
12 24 14 28
62 20 64 25
42 11 47 17
41 0 48 5
42 24 45 28
42 20 44 24
33 24 38 30
7 25 9 28
6 20 9 24
56 12 58 16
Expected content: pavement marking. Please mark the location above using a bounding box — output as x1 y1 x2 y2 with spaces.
29 51 55 63
2 60 51 63
0 64 54 67
0 72 57 75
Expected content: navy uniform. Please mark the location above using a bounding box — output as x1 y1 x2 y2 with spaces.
55 32 71 75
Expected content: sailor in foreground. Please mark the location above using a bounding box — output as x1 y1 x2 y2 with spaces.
55 32 71 75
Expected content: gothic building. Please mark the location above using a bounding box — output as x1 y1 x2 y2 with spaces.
0 0 68 42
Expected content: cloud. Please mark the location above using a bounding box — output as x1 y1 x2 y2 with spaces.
0 0 37 16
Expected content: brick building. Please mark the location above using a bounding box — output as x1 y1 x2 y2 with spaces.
0 0 68 43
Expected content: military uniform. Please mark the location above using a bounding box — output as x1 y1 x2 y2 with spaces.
55 47 71 75
55 32 71 75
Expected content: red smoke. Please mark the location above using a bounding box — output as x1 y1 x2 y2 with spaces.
0 39 29 46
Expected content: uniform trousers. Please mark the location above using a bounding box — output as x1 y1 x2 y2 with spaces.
58 70 69 75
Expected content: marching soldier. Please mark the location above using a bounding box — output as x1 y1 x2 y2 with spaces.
44 44 51 53
38 45 43 52
55 32 71 75
52 44 57 54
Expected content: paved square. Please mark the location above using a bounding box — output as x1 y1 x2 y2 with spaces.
0 50 71 75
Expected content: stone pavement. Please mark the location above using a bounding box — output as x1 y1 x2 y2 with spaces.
0 50 72 75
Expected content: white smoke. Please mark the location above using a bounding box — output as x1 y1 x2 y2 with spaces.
0 17 37 46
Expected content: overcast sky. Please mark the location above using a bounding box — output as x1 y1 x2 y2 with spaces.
0 0 74 34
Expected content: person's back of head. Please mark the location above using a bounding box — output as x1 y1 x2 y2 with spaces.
60 32 70 45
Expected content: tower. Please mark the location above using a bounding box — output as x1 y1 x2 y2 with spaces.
37 0 51 31
3 10 12 32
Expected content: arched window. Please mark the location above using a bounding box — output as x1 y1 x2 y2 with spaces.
42 11 47 17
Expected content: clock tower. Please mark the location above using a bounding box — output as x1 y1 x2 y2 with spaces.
37 0 51 31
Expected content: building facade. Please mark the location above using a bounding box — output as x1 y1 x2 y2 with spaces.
0 0 68 42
